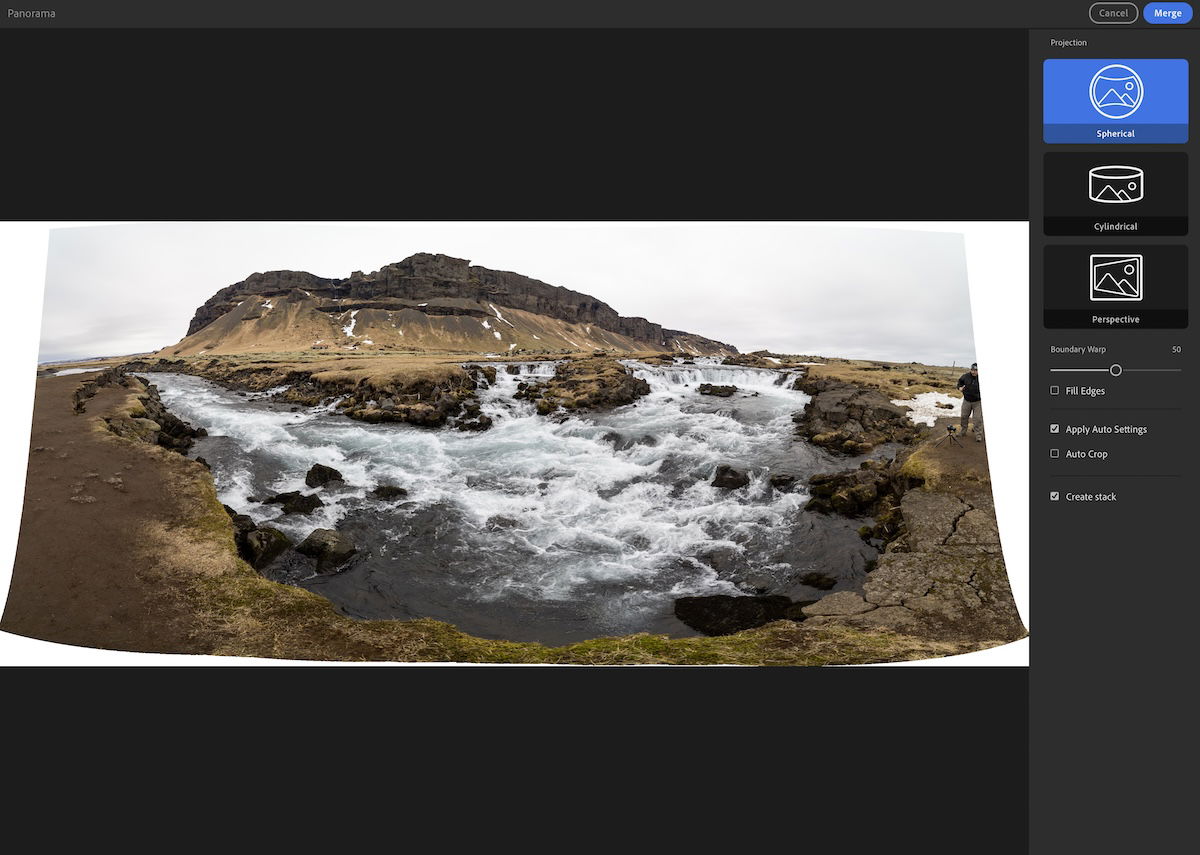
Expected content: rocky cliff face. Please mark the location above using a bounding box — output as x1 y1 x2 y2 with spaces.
183 252 737 354
186 271 340 335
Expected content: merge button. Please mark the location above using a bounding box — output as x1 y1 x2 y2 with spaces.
1090 2 1140 22
1144 3 1193 23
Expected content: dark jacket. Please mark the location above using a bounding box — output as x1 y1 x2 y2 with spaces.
957 372 981 402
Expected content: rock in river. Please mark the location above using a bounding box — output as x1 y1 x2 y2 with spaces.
264 490 324 515
711 464 750 490
305 463 345 488
769 473 798 493
674 594 804 636
798 571 838 590
370 485 409 501
295 529 357 573
243 527 293 570
698 384 737 397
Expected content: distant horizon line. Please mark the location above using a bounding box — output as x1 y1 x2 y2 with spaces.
37 347 977 369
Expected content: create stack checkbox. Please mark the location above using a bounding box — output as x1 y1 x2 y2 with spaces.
1050 491 1060 502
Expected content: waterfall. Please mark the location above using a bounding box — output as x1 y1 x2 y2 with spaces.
621 360 802 393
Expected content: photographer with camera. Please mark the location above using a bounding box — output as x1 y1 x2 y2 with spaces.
957 363 983 442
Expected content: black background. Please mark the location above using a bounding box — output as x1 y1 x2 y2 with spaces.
0 29 1027 221
0 28 1028 850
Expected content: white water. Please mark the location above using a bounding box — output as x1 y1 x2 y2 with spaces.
622 359 802 393
142 361 883 641
52 366 110 376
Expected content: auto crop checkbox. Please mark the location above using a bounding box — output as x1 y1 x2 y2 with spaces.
1050 491 1060 501
1050 424 1060 433
1050 448 1060 458
1050 385 1060 395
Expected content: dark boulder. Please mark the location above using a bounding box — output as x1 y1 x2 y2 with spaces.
455 414 494 432
505 365 522 375
295 528 357 573
712 465 750 490
305 463 344 488
769 473 798 493
698 384 737 397
798 571 838 590
230 514 256 539
369 485 408 501
264 490 324 515
601 431 636 452
259 550 319 585
674 594 797 636
243 527 292 570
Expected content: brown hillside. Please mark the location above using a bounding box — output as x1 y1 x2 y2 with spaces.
163 253 738 357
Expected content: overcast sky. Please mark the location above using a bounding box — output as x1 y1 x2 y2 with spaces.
38 223 976 366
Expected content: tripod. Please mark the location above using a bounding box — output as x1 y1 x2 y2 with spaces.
934 427 965 449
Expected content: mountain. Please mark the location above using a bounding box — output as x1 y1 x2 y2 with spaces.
1093 184 1134 202
161 253 738 357
1093 272 1138 296
1096 88 1137 108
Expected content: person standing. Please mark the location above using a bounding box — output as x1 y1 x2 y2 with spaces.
957 363 982 442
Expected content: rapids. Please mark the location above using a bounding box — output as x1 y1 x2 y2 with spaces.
142 360 880 643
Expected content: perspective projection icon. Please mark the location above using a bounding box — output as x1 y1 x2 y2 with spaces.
1090 254 1144 302
1089 64 1144 119
1088 165 1144 203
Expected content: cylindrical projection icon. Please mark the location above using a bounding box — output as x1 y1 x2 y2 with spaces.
1089 165 1145 204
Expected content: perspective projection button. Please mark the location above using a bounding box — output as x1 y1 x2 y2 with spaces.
1090 2 1140 22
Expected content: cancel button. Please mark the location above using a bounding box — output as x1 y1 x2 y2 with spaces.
1089 2 1140 21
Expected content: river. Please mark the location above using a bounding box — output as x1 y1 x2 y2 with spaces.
142 360 881 643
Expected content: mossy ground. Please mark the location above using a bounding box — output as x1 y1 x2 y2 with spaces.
898 424 990 492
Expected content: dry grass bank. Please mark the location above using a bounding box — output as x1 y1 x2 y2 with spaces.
802 359 966 400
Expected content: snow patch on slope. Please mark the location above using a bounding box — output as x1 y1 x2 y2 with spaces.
892 391 961 426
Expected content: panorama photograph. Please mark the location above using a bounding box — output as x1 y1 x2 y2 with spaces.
2 223 1026 664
